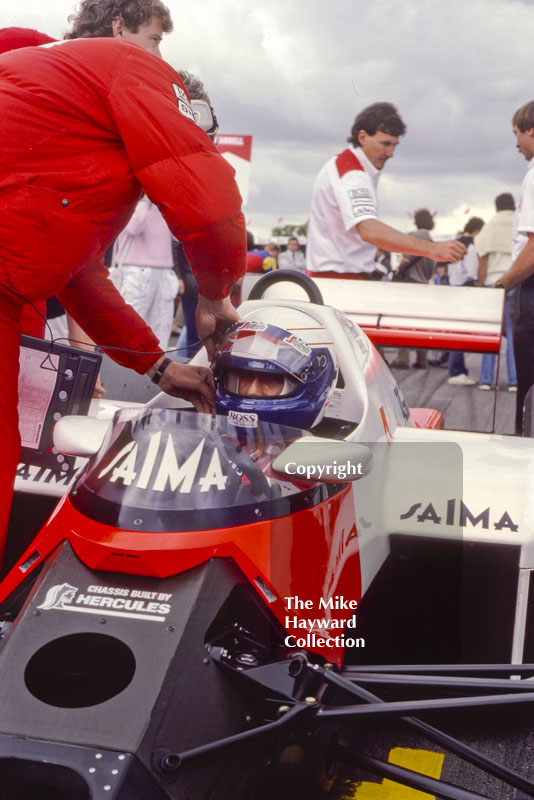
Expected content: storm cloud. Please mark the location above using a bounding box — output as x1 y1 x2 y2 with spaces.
6 0 533 237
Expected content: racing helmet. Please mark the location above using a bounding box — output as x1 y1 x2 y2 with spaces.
212 320 338 430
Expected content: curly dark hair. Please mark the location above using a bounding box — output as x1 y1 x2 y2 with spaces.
347 102 406 146
178 70 209 103
65 0 173 39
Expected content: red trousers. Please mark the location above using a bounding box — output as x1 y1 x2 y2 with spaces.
0 289 25 564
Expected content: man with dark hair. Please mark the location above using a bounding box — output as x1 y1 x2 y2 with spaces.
475 193 516 392
306 102 465 277
65 0 173 55
495 192 516 212
498 101 534 431
347 101 407 147
398 208 436 283
414 208 434 231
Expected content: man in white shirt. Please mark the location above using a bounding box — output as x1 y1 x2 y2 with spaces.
498 101 534 432
306 102 465 278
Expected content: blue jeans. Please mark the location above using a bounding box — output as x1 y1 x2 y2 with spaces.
448 351 467 377
479 291 517 387
174 294 201 359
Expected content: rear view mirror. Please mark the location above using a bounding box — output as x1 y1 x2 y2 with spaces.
53 416 111 458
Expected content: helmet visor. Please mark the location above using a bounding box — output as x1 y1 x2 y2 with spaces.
218 323 314 382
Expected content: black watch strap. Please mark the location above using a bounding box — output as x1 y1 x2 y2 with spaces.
151 357 173 385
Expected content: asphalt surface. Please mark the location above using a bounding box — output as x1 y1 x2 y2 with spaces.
385 348 517 436
329 707 534 800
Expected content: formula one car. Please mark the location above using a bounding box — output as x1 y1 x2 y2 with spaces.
1 272 534 800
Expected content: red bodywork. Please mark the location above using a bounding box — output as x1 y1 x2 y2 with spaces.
363 326 500 352
0 484 359 667
410 408 444 429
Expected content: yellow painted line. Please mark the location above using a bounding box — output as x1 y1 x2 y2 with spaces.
351 747 444 799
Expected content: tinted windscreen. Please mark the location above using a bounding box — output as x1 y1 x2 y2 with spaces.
70 409 334 531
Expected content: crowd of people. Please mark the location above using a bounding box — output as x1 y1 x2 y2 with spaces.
302 99 533 435
1 0 534 566
373 203 518 395
250 196 519 400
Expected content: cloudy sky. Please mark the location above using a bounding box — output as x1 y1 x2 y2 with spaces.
3 0 533 239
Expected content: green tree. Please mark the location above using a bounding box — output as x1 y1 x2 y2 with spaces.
271 222 306 237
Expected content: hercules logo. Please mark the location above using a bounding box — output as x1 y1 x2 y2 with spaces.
36 584 172 622
37 583 77 611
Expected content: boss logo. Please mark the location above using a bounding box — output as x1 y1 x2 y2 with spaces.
228 410 258 428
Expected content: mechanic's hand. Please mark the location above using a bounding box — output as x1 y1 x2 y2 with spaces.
196 295 239 360
158 362 215 414
433 239 467 263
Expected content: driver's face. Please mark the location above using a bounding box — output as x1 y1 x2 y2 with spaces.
238 372 285 397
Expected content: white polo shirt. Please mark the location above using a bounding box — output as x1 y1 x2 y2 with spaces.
512 159 534 261
306 146 380 274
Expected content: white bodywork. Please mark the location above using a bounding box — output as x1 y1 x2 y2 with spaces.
241 275 504 343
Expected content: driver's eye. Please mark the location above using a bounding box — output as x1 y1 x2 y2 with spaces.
238 372 256 384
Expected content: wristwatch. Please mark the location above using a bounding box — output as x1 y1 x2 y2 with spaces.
150 357 173 385
493 280 505 289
